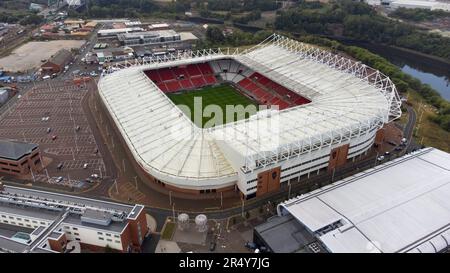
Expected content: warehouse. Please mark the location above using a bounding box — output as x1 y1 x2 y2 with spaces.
263 147 450 253
117 30 182 47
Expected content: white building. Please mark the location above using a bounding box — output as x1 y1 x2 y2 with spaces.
0 184 148 253
365 0 450 11
386 0 450 11
97 34 401 198
275 147 450 253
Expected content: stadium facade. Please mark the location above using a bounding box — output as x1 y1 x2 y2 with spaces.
97 34 402 198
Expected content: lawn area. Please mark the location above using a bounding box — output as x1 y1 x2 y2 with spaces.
161 222 176 240
408 90 450 152
167 84 258 128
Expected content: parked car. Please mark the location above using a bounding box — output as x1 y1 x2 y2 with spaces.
377 155 385 161
56 176 63 183
51 135 57 140
90 174 99 179
57 163 63 170
83 163 88 169
245 241 258 250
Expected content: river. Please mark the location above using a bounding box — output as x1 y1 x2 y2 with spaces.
343 42 450 101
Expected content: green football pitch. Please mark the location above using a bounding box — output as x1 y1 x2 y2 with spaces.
167 84 258 128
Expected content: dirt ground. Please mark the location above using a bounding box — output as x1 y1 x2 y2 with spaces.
0 40 85 73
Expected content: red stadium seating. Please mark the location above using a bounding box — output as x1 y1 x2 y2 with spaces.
145 63 217 93
186 64 201 76
145 70 161 83
236 72 311 110
159 68 176 81
191 76 206 88
179 79 194 89
165 80 182 93
157 82 168 92
197 63 214 75
145 62 311 111
204 75 217 85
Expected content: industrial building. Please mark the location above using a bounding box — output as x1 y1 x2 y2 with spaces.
97 34 401 198
0 183 148 253
98 27 144 38
41 49 72 74
117 30 182 47
254 147 450 253
367 0 450 11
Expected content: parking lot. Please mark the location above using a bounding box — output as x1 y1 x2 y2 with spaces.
0 80 105 189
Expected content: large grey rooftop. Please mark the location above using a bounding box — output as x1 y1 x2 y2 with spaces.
255 214 322 253
63 214 127 233
3 186 134 214
0 139 38 160
0 203 60 221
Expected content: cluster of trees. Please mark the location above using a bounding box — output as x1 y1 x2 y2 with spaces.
0 12 43 25
0 0 45 25
274 0 450 61
200 25 271 48
69 0 192 18
0 13 21 23
390 8 450 22
299 36 450 132
233 10 262 24
206 0 279 12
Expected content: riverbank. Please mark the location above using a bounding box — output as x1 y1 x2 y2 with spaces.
324 36 450 66
292 35 450 152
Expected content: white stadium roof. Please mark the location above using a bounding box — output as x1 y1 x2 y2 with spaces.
278 147 450 253
97 34 401 189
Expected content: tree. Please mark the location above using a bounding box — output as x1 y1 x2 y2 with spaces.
104 244 115 253
206 26 225 43
20 14 43 25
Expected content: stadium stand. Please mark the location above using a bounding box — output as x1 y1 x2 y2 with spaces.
144 62 218 93
144 59 310 109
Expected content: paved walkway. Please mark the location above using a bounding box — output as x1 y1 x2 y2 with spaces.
146 214 157 233
155 240 181 253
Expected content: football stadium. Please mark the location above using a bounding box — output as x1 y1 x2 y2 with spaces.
97 34 402 198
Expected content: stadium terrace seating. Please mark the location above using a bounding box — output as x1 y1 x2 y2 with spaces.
158 68 176 81
236 71 311 110
165 80 182 93
144 70 161 83
144 60 310 111
157 82 168 92
145 62 217 93
204 75 217 85
186 64 202 76
197 63 214 75
179 79 193 89
248 72 311 107
191 76 207 88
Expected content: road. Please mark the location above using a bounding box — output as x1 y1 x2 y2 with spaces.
403 104 420 152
